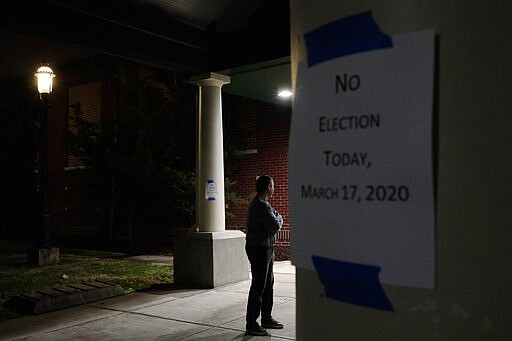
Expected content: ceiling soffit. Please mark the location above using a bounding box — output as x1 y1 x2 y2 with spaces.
1 0 290 104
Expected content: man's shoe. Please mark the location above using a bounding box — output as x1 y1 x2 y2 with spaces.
261 317 284 329
245 323 269 336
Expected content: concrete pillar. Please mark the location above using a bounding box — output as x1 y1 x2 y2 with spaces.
292 1 512 339
192 72 230 232
174 72 249 288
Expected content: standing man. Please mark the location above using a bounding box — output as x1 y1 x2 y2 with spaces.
245 175 284 336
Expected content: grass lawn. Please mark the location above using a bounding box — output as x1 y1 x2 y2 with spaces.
0 251 173 322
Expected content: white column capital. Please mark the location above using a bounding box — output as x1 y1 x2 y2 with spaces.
190 72 231 87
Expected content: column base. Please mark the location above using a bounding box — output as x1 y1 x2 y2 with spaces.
28 247 60 266
174 230 249 288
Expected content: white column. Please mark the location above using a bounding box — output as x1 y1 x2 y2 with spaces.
191 72 231 232
176 73 248 288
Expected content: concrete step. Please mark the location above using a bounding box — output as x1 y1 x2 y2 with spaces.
6 280 125 315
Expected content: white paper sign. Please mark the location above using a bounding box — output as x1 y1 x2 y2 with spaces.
205 180 217 200
289 30 435 288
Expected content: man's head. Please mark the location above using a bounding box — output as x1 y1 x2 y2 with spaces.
256 175 274 198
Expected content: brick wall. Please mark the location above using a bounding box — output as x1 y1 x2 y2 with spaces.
225 96 291 246
42 57 292 249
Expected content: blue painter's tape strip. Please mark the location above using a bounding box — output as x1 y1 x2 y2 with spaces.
304 11 393 67
312 255 394 311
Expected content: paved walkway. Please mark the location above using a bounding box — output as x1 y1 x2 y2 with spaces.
0 256 295 340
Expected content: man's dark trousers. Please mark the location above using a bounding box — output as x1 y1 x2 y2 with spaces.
246 246 275 325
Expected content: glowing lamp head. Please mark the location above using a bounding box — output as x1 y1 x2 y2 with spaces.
278 89 293 98
35 66 56 94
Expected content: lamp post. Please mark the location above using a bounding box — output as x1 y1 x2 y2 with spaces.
29 65 59 266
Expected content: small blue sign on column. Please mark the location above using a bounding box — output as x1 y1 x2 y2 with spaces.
205 180 217 200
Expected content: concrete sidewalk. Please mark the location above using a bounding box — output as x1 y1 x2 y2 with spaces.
0 261 296 340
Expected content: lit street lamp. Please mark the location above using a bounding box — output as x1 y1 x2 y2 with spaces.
35 66 55 95
29 65 59 266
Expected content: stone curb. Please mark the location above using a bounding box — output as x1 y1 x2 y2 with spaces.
6 280 125 315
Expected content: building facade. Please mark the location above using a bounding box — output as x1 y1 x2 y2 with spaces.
36 54 291 251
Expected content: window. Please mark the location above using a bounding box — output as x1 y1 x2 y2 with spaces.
66 80 101 169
